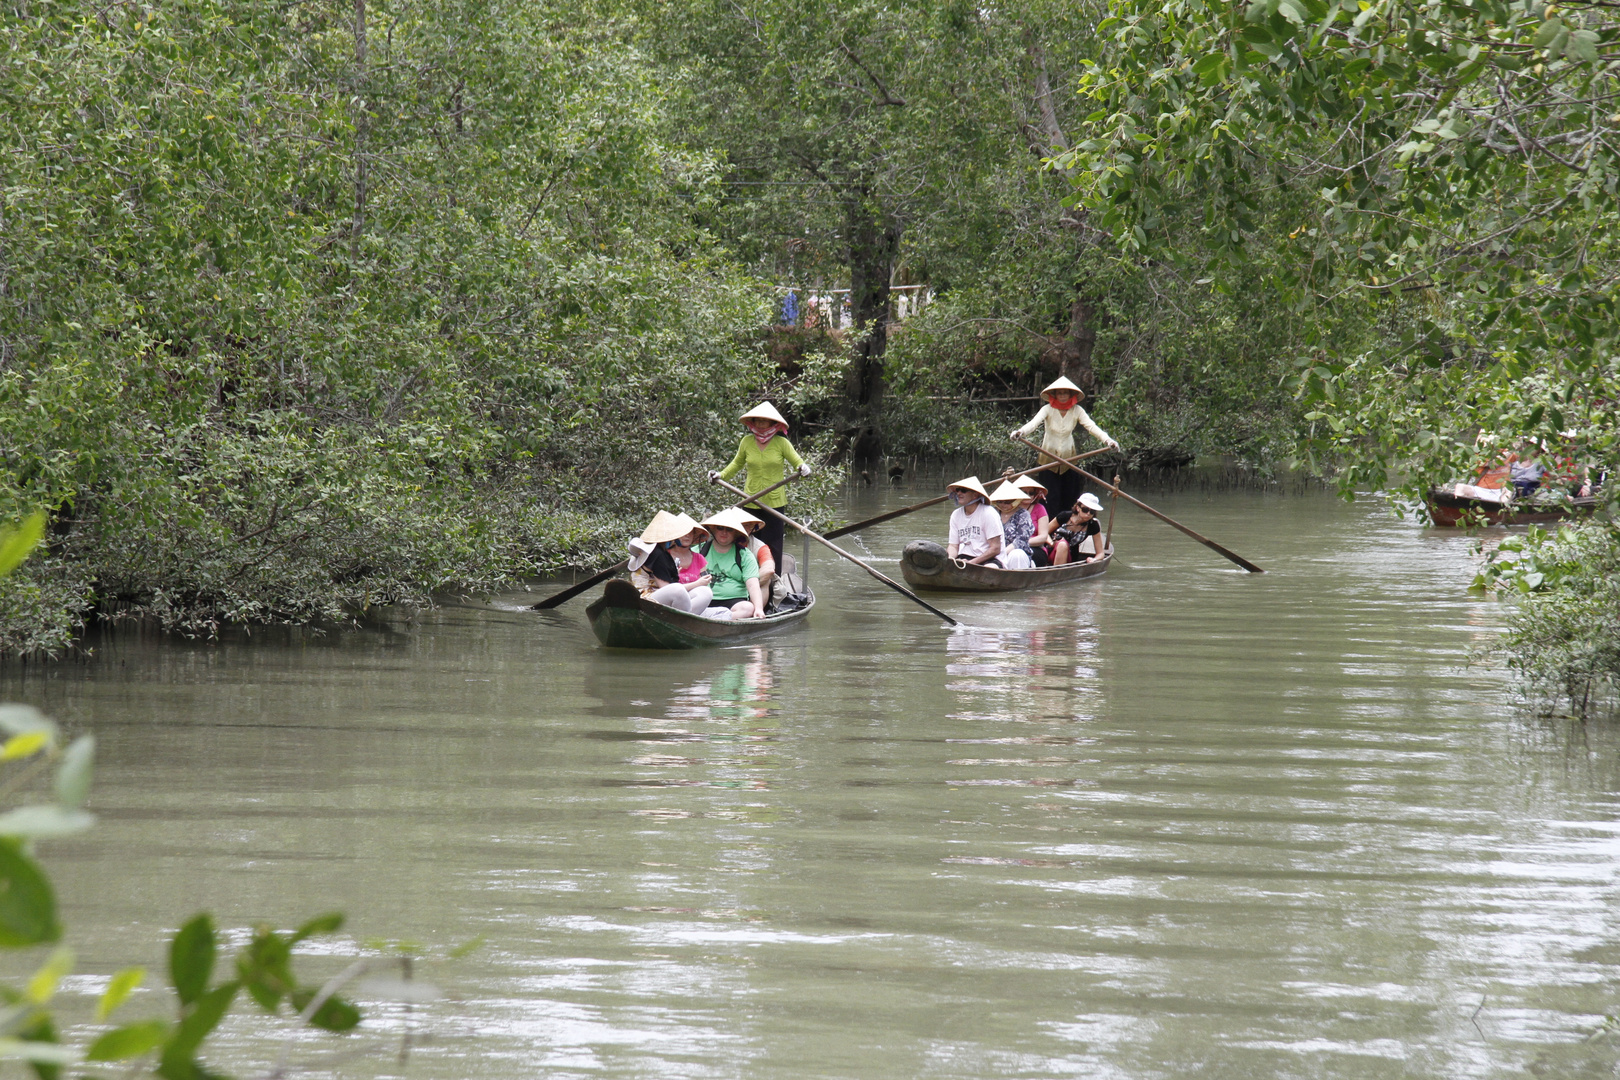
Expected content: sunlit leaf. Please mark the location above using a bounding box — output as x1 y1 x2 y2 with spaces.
0 806 95 839
0 514 46 578
0 732 50 762
97 966 145 1021
26 947 73 1004
86 1020 170 1062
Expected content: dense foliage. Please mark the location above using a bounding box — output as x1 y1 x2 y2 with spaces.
0 0 774 653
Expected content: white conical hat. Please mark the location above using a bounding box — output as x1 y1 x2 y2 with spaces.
946 475 991 501
1012 473 1047 495
740 401 787 426
1040 376 1084 402
699 507 762 536
989 481 1028 503
639 511 706 545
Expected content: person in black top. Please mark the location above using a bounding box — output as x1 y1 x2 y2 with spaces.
1051 493 1105 565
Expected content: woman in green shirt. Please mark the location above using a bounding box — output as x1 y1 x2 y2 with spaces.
696 508 765 620
711 401 809 574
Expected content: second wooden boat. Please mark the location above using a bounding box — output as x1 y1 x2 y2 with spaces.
1427 484 1596 527
899 539 1112 592
585 557 814 649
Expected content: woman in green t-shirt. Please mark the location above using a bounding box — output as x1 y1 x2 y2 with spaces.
711 402 809 575
697 508 765 620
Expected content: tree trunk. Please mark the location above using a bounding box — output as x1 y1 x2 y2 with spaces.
843 194 899 463
1064 294 1097 395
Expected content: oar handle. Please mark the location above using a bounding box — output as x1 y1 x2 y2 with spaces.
709 474 959 626
1014 435 1263 574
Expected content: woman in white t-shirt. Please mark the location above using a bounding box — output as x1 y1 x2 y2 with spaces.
944 476 1003 567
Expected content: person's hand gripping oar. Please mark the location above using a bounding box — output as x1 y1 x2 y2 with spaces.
708 474 960 626
1012 435 1264 573
531 471 803 610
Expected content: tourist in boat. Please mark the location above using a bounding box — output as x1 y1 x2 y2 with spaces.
628 511 714 612
1007 473 1057 565
989 481 1036 569
712 401 809 577
1011 376 1119 516
696 508 766 619
735 509 777 601
946 476 1003 568
1050 493 1105 566
1508 443 1546 499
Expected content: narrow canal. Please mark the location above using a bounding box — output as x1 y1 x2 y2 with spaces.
5 481 1618 1078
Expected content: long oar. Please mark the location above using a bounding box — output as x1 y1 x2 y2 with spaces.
531 472 802 610
710 474 959 626
823 446 1115 540
1014 435 1264 574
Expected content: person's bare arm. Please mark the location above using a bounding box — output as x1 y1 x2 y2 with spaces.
969 536 1002 565
746 577 765 618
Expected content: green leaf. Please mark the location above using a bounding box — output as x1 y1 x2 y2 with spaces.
162 980 239 1065
0 732 49 761
169 915 216 1007
0 807 95 839
0 513 46 578
26 947 73 1003
86 1020 171 1062
0 839 60 947
291 987 361 1032
53 736 93 809
0 708 57 741
237 927 293 1011
0 1040 76 1066
97 966 146 1021
1191 53 1225 75
290 912 344 944
1533 16 1564 48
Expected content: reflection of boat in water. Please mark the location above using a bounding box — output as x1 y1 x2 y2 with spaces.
1427 483 1597 527
898 539 1111 592
586 555 813 649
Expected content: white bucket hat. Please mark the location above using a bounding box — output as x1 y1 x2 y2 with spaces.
639 511 707 546
946 476 991 501
627 537 656 571
740 401 787 427
1077 492 1104 513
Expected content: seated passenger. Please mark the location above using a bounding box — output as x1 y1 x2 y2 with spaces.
1050 493 1105 566
946 476 1003 567
627 511 713 613
735 509 777 600
696 508 765 620
1508 443 1546 499
989 481 1036 569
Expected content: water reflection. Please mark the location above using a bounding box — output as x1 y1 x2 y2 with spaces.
5 488 1620 1079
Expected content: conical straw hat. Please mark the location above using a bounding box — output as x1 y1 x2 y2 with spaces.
1040 376 1084 403
639 511 706 545
1012 474 1047 495
699 507 762 536
740 401 787 426
989 481 1028 503
946 475 991 501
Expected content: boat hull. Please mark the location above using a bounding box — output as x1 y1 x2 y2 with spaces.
899 539 1112 592
1427 487 1596 527
585 578 813 649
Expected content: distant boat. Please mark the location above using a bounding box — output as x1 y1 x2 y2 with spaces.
585 557 813 649
1427 482 1596 527
898 539 1112 592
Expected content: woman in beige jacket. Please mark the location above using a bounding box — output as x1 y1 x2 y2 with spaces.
1012 377 1119 515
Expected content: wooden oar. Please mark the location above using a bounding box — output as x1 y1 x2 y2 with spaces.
710 474 959 626
822 446 1114 540
1014 435 1264 574
531 472 802 610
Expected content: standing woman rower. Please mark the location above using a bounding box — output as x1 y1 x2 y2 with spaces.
1012 376 1119 517
712 402 809 574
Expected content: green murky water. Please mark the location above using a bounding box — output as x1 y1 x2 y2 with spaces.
5 482 1619 1078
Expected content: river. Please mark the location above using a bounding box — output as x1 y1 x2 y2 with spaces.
4 481 1618 1078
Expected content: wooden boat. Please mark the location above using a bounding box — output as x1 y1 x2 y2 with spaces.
1427 484 1597 527
585 557 814 649
898 539 1112 592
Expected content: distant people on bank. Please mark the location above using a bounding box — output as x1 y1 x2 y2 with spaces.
1050 493 1105 566
1012 376 1120 517
989 481 1037 570
712 401 809 576
696 508 766 620
628 511 714 613
946 476 1003 568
